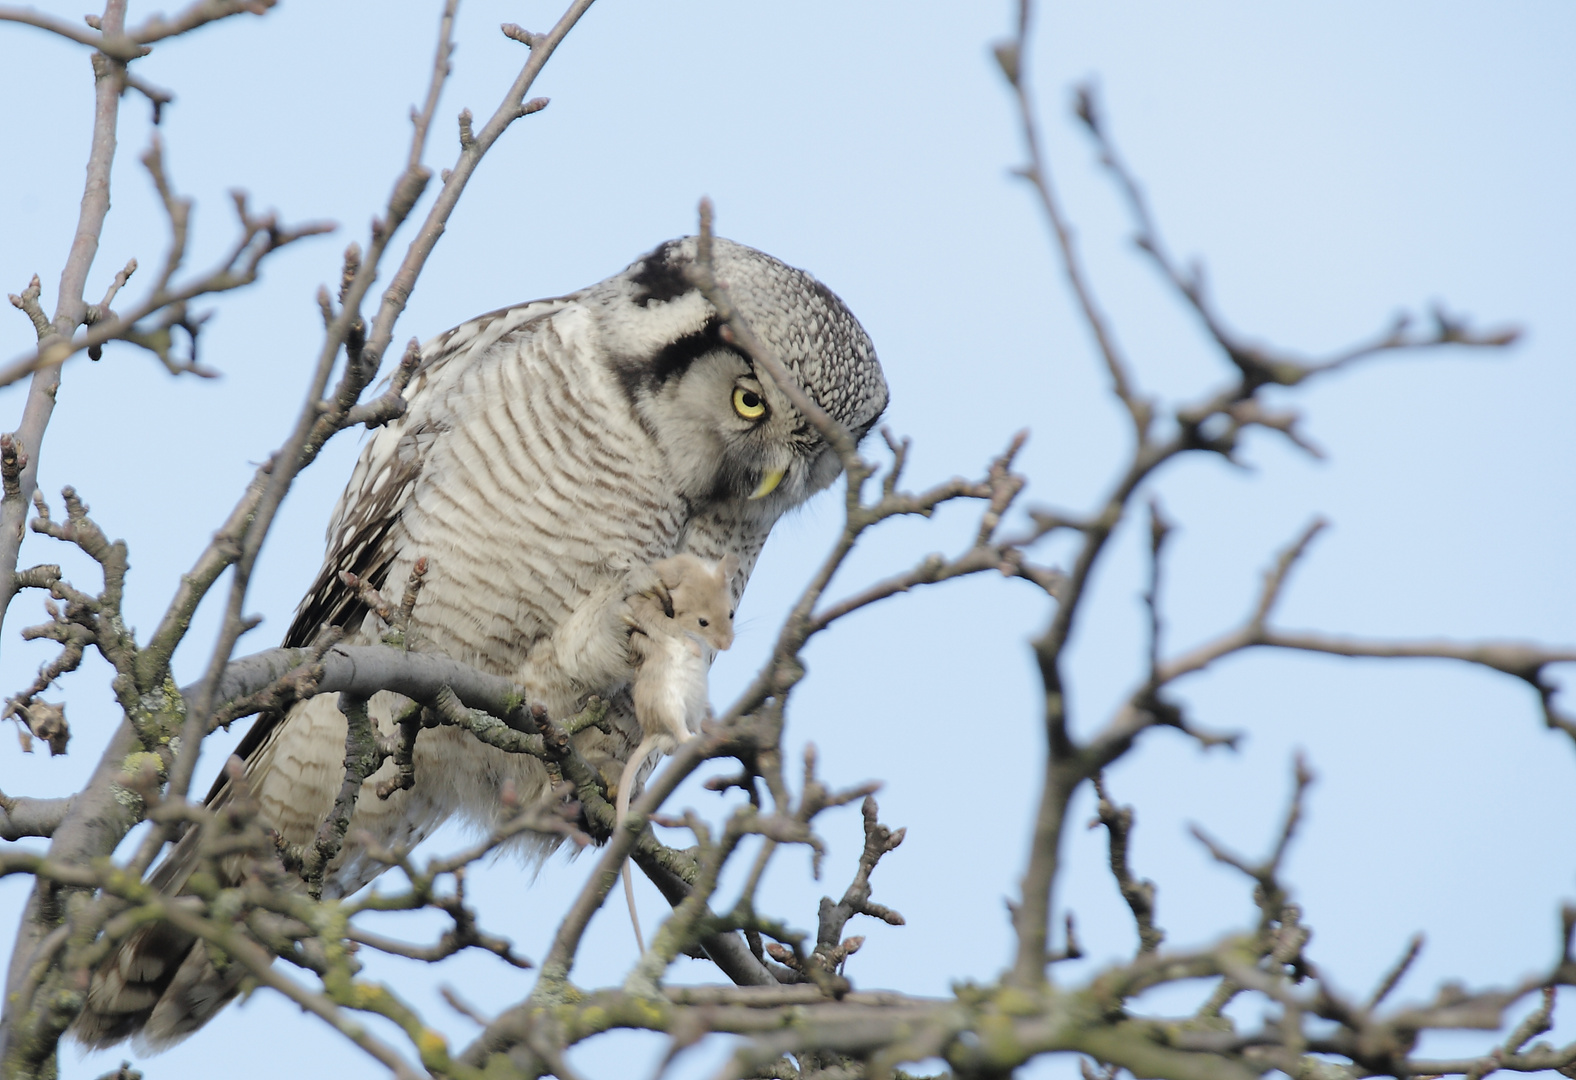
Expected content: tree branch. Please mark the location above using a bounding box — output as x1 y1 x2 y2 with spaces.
0 793 73 841
0 0 127 649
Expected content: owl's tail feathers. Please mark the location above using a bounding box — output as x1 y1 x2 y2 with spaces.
72 923 245 1050
70 826 245 1051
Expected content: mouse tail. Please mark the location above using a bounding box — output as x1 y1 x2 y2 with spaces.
616 736 664 952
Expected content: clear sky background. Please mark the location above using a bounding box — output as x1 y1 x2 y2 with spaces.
2 2 1574 1078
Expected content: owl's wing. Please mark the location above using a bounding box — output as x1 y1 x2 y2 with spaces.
280 421 426 650
282 294 577 650
219 296 576 793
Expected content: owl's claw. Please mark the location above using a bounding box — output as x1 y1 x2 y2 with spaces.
620 562 673 619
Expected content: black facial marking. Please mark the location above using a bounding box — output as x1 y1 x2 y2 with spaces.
651 317 727 386
616 316 739 408
628 241 693 308
706 459 759 504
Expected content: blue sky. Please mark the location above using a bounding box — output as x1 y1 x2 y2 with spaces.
2 2 1574 1077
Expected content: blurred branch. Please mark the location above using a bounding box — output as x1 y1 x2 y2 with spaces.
0 793 73 841
812 796 906 972
995 0 1528 990
126 0 273 48
0 6 146 58
0 0 271 58
1189 755 1313 928
1090 775 1163 955
121 72 172 123
0 139 334 388
1366 934 1424 1012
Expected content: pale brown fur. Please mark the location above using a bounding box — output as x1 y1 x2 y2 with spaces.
616 553 738 950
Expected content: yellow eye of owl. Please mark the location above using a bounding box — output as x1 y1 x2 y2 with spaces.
732 387 767 420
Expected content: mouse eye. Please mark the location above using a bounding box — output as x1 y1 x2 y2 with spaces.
728 610 735 619
697 617 709 627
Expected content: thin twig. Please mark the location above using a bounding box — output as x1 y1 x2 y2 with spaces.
996 11 1150 440
1090 775 1163 955
688 199 860 468
0 1 127 648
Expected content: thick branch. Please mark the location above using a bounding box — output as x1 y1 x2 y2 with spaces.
0 794 73 841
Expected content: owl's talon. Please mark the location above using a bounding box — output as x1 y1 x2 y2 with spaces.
619 562 674 620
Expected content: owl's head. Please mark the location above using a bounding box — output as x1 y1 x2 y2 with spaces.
584 237 889 516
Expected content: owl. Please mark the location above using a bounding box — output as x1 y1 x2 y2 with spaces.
73 236 889 1049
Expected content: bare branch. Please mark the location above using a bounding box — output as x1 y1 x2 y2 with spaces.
440 985 492 1027
814 797 906 972
500 22 542 48
346 921 531 969
0 140 335 387
1090 775 1163 955
121 73 171 123
127 0 273 47
1366 934 1424 1013
0 6 146 58
1073 81 1519 390
7 276 49 339
1189 754 1314 927
0 0 128 648
354 0 591 384
1143 497 1172 681
0 793 73 841
996 24 1150 440
84 257 136 332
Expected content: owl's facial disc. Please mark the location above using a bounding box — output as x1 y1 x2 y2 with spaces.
594 234 889 513
620 344 821 506
734 379 784 498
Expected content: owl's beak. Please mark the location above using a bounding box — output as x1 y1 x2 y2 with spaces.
748 467 785 500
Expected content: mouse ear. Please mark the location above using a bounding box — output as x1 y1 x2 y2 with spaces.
653 556 695 598
719 553 740 582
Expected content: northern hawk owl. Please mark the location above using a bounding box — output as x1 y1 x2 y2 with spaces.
75 236 889 1048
